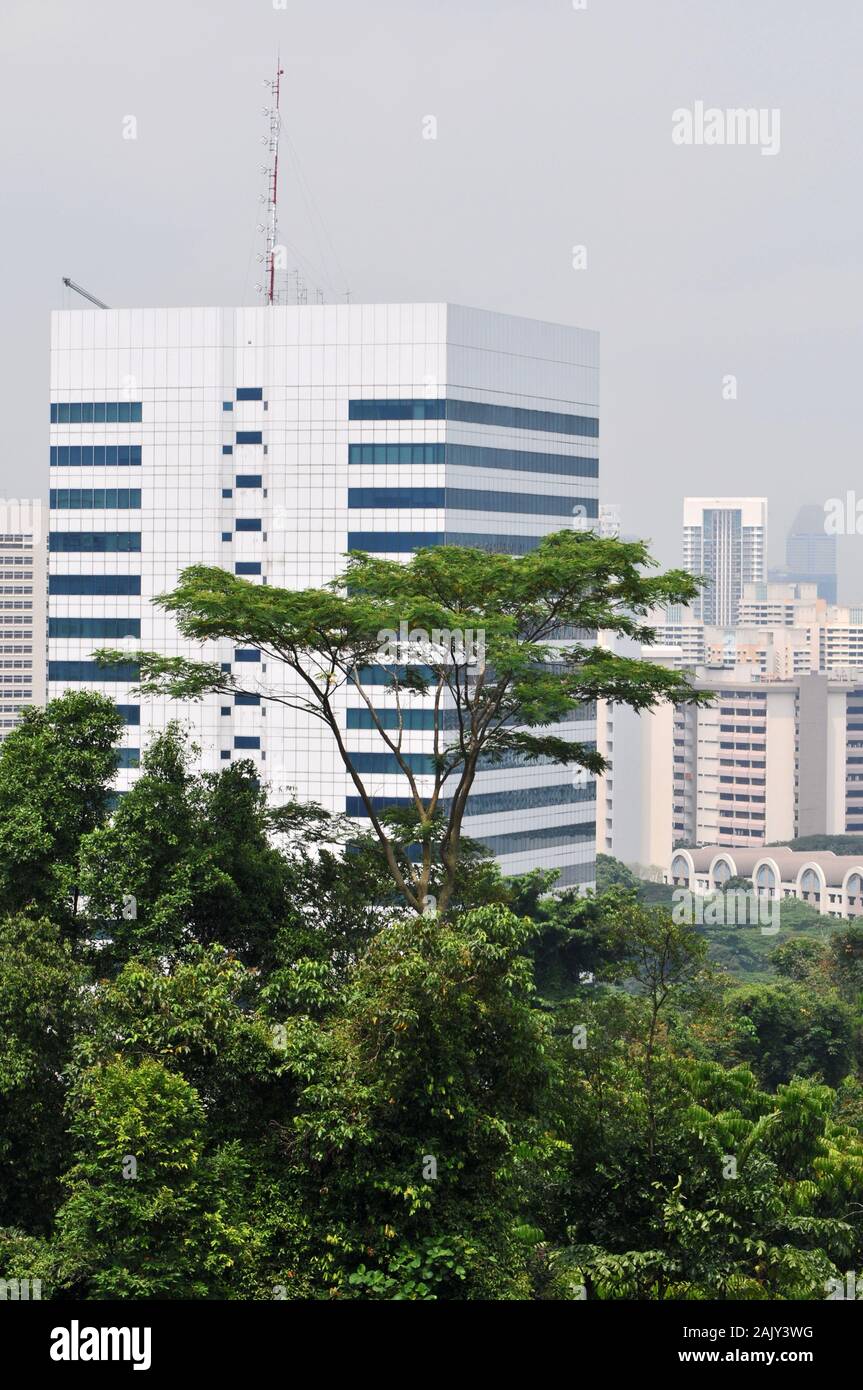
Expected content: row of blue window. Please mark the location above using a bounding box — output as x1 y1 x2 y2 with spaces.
400 819 596 863
51 402 142 423
347 705 592 733
236 431 262 445
347 744 593 776
475 820 596 857
348 487 597 518
348 532 553 555
50 575 141 595
49 617 141 639
49 661 139 682
236 388 263 401
50 490 141 510
235 518 262 532
348 398 599 437
50 446 142 467
236 475 262 487
355 664 436 685
349 442 598 479
558 861 596 886
345 780 596 819
351 443 445 466
116 704 140 725
235 562 261 575
347 707 458 732
50 532 141 552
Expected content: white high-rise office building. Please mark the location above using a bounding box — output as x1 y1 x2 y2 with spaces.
47 303 599 887
0 499 46 740
683 497 767 625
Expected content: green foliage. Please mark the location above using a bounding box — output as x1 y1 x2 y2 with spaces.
53 1060 261 1299
96 531 707 916
0 698 861 1302
595 853 640 893
0 915 87 1230
0 692 122 925
725 982 856 1088
76 725 293 966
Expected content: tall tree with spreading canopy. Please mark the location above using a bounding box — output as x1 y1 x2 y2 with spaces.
96 530 708 915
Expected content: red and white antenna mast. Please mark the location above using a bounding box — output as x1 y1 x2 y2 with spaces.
261 59 284 306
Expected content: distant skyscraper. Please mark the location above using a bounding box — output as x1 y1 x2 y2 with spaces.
0 499 46 741
769 503 837 604
683 497 767 626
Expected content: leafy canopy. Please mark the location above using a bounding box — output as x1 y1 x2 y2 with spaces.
96 530 709 915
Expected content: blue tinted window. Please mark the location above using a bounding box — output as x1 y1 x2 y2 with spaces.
236 387 263 401
347 751 437 775
235 518 262 531
347 398 597 436
50 489 141 509
48 660 139 682
50 402 142 423
221 532 232 541
347 441 597 478
221 750 231 759
49 575 141 595
115 747 140 769
49 617 141 639
50 445 142 466
345 780 595 818
222 489 232 498
235 475 262 488
448 399 597 437
347 708 440 731
348 532 549 555
346 706 587 734
349 487 445 509
355 664 436 684
234 693 261 705
477 821 595 856
49 532 141 552
346 745 582 775
448 444 598 479
235 562 261 575
348 487 596 518
348 399 446 421
115 704 140 725
348 532 445 553
234 649 261 662
223 402 233 412
234 736 260 749
222 445 233 455
348 443 445 466
236 431 262 445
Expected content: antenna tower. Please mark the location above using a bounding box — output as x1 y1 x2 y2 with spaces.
258 60 285 305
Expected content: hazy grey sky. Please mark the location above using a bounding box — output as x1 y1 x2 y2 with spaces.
3 0 863 588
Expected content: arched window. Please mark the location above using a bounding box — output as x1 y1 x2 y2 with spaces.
671 855 690 885
712 859 732 888
755 863 776 894
846 873 863 900
801 868 821 899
